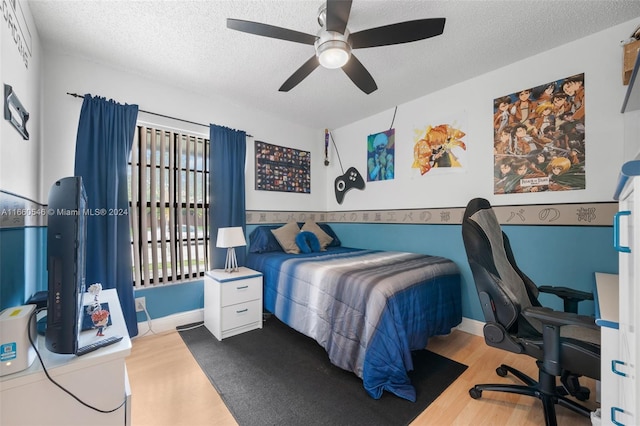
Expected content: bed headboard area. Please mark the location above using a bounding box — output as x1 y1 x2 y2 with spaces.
248 222 342 254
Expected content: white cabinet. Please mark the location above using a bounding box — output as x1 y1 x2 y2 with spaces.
0 289 132 426
594 272 620 422
204 267 263 340
609 160 640 425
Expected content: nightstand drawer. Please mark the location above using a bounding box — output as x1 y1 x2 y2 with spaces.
221 299 262 331
221 276 261 306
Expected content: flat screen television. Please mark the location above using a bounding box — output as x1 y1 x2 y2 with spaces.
45 177 87 354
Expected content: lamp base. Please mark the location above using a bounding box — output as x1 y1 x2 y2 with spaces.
224 247 239 273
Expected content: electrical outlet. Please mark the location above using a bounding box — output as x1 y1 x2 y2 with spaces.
135 297 146 312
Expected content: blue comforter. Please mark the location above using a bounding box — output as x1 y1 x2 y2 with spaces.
246 247 462 401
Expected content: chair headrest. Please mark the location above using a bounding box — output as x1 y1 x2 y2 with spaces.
463 198 492 222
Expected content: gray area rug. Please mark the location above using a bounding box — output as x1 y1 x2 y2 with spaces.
178 317 467 426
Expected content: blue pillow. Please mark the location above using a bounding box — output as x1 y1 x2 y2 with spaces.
295 231 321 254
248 226 283 253
296 222 341 247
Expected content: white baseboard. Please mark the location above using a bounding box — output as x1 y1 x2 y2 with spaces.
456 317 484 337
133 308 204 338
132 310 484 339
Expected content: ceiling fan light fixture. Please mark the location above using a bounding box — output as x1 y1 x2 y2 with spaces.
227 1 446 93
317 39 351 69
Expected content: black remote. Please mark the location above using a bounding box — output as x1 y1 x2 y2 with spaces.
76 335 123 356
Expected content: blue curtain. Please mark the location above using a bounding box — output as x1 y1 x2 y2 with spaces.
210 124 247 269
74 95 139 337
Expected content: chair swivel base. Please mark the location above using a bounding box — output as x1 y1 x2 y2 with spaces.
468 363 593 426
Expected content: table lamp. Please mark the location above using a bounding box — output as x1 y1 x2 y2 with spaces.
216 227 246 272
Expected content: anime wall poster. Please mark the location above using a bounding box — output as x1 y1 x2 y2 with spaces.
493 73 585 194
366 129 395 181
412 117 467 175
255 141 310 193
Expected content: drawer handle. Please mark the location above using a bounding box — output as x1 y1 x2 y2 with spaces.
236 285 249 290
612 360 628 377
611 407 625 426
613 211 631 253
236 308 248 314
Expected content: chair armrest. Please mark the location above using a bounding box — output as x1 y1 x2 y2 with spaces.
523 306 599 376
538 285 594 314
522 306 599 331
537 285 594 301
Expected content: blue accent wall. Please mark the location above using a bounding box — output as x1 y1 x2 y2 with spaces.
0 226 47 311
0 221 204 321
134 280 203 321
326 222 617 320
0 228 26 310
2 222 614 324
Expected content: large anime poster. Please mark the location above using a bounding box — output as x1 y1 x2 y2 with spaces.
493 73 585 194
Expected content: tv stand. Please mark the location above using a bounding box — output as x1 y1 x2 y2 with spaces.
0 289 132 425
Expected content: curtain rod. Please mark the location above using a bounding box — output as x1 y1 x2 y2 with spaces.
66 92 253 137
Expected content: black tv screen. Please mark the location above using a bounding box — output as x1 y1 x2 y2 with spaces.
45 177 87 354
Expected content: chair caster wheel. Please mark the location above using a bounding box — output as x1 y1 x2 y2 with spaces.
496 366 508 377
469 387 482 399
574 387 590 401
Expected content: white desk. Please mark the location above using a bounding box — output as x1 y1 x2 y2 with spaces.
595 272 619 328
0 289 132 426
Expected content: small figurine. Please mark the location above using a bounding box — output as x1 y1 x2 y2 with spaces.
91 309 110 336
87 283 103 314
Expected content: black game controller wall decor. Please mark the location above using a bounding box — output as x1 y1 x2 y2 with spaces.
335 167 365 204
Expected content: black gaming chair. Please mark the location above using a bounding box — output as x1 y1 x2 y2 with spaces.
461 198 600 426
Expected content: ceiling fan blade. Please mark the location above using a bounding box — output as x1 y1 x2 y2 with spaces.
342 54 377 94
227 19 316 45
279 56 321 92
349 18 446 49
325 0 352 34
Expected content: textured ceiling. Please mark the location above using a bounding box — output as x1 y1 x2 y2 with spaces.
28 0 640 129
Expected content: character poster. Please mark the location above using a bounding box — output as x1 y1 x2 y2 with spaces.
255 141 310 193
493 73 585 194
367 129 395 181
412 118 467 175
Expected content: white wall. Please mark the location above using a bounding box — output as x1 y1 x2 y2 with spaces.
34 18 640 213
1 0 41 200
40 49 326 209
326 19 638 211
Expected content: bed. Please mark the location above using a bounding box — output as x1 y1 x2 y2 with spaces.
245 222 462 402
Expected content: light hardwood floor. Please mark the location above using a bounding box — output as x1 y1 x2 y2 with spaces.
127 328 598 426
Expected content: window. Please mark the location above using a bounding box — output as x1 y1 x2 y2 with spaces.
128 125 209 287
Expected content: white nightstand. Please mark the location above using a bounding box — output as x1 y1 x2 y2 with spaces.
204 267 263 340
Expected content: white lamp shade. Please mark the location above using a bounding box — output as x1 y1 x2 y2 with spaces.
216 227 246 248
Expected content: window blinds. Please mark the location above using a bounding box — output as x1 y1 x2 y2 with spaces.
129 126 210 287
